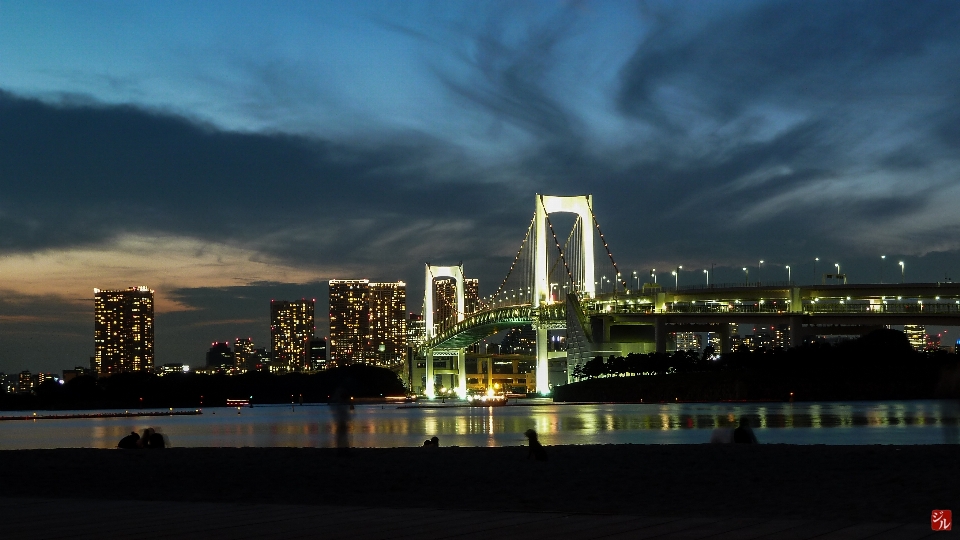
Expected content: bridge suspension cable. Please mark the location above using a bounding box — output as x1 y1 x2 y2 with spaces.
589 202 628 293
543 212 578 292
483 213 536 309
546 215 580 296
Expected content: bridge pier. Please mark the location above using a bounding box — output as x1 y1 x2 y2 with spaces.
426 350 435 398
719 322 732 354
457 349 467 398
789 315 804 349
425 349 466 399
654 317 667 354
536 327 549 394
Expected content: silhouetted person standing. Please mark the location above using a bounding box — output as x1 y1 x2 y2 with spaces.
733 417 758 444
330 387 352 456
525 429 547 461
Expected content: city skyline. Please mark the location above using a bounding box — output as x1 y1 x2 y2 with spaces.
3 1 960 373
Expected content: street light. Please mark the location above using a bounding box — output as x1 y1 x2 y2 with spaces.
703 268 709 286
759 260 764 286
880 255 886 284
743 267 749 286
899 261 905 283
672 270 678 291
651 269 657 284
675 265 682 290
786 265 791 283
633 271 639 290
814 257 819 283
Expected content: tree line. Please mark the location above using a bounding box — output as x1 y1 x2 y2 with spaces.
560 329 960 401
0 364 406 411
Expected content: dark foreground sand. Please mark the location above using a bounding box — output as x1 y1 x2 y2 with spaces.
1 445 956 523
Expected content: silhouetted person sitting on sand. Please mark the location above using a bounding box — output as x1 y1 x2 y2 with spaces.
524 429 547 461
423 439 433 447
138 428 167 449
148 429 166 448
733 417 758 444
117 432 140 449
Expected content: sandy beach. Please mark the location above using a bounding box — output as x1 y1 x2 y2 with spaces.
1 445 956 524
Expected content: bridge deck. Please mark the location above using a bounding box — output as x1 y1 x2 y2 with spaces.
422 284 960 352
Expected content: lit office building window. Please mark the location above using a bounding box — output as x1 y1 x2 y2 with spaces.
903 324 925 351
309 336 327 370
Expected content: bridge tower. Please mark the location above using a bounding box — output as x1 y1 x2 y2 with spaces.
534 194 596 394
424 264 466 399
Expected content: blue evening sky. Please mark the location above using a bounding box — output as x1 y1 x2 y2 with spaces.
2 0 960 372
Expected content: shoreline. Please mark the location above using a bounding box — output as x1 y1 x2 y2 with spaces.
0 409 202 421
0 445 955 523
2 395 957 413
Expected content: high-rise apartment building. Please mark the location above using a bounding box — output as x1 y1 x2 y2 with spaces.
329 279 408 369
329 280 371 367
406 312 426 388
93 286 155 376
433 278 479 333
368 282 407 368
270 299 315 372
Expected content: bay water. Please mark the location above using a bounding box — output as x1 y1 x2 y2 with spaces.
1 399 958 449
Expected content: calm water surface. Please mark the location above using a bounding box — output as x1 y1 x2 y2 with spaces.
1 400 958 449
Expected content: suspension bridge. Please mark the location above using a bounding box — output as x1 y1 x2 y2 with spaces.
418 194 960 399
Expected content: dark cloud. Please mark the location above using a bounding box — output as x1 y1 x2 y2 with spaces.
0 90 527 269
619 0 960 126
432 3 585 146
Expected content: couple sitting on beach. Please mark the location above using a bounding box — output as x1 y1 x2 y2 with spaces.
117 428 166 449
710 417 759 444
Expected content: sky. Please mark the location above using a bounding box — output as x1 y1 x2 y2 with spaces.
2 0 960 374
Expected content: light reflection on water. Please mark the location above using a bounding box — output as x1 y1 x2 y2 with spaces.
1 399 958 449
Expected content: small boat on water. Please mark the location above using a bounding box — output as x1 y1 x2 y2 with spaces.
226 398 251 408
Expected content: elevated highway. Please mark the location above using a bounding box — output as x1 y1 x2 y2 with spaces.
421 282 960 385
